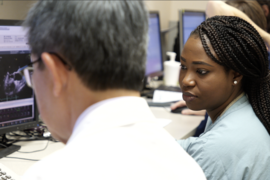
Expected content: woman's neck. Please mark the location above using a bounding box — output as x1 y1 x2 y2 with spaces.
207 90 244 122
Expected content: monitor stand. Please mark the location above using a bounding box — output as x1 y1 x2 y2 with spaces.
0 134 21 158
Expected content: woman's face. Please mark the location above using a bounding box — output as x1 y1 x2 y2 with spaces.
179 35 239 112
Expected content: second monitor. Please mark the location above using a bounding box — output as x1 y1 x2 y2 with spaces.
145 12 163 78
179 10 206 53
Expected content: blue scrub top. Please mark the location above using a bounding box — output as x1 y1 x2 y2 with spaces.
178 95 270 180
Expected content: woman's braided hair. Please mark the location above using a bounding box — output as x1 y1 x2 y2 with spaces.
191 16 270 134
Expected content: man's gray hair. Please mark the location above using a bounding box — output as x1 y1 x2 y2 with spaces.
23 0 149 91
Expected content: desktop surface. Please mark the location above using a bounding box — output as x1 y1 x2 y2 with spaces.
1 140 65 177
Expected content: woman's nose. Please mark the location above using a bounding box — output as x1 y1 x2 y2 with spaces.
180 72 196 88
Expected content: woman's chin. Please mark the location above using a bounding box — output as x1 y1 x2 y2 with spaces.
186 104 204 111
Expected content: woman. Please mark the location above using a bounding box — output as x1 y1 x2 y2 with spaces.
171 0 270 137
178 16 270 179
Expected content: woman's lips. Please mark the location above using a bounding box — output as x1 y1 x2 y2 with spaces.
182 92 197 102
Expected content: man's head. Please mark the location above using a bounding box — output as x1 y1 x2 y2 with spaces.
24 1 148 91
256 0 270 32
226 0 267 30
23 1 149 143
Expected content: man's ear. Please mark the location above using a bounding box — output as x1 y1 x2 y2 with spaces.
262 4 269 17
41 52 68 97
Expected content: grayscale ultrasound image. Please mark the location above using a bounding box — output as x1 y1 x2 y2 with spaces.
4 69 26 96
0 53 33 102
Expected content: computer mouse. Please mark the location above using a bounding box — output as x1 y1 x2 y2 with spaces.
171 106 188 114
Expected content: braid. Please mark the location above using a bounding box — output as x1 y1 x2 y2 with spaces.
191 16 270 134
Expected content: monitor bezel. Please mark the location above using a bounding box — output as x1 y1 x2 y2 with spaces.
179 9 206 53
0 19 40 135
146 11 164 78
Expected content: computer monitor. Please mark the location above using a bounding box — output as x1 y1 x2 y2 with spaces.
179 10 206 52
0 20 40 156
145 12 163 77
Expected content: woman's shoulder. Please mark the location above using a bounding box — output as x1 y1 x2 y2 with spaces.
206 95 267 140
181 123 270 179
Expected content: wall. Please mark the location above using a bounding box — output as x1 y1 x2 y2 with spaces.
144 1 172 30
0 1 208 28
0 1 36 20
145 1 208 30
145 1 209 53
0 1 208 53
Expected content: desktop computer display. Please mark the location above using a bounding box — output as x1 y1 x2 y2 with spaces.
0 20 40 156
179 10 206 52
145 12 163 77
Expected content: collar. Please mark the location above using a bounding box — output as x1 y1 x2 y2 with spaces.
73 96 132 132
67 96 156 145
204 93 247 133
219 92 244 117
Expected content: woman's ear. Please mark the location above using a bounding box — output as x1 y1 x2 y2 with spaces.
232 71 243 85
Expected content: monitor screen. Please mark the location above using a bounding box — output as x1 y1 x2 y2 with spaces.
180 10 205 52
183 11 205 45
0 20 39 135
145 12 163 77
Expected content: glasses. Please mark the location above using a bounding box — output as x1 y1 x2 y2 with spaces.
19 52 72 88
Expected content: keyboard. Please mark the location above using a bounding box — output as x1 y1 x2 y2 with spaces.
0 105 32 122
155 85 181 92
0 163 20 180
147 101 176 107
141 85 181 98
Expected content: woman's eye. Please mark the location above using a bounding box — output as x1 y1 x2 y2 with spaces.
197 69 208 75
180 65 187 70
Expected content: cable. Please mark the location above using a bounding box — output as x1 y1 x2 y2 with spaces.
3 157 39 161
0 143 7 148
18 140 49 153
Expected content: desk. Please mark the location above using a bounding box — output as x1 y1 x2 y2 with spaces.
150 107 204 139
1 106 204 178
1 140 65 177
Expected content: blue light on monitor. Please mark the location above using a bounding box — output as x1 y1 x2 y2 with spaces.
145 13 163 76
183 11 205 45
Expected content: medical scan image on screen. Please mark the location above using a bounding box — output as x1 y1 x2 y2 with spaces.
0 53 32 101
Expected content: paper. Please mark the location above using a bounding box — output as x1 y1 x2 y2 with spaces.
153 90 183 103
155 118 172 127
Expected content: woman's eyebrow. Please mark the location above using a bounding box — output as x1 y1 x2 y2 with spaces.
180 56 186 62
180 56 213 67
192 61 214 67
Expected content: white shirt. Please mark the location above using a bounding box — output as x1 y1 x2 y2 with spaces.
22 97 206 180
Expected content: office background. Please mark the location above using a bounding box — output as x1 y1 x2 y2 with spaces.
0 1 208 28
0 0 208 52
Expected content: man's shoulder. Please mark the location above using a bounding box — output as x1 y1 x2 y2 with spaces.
23 123 206 180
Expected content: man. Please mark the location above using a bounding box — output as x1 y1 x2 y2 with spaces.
257 0 270 33
21 1 206 179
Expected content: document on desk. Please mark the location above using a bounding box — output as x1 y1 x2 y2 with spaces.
153 90 183 103
155 118 172 127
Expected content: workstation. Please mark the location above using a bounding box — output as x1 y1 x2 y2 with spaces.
0 1 208 179
1 1 270 180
